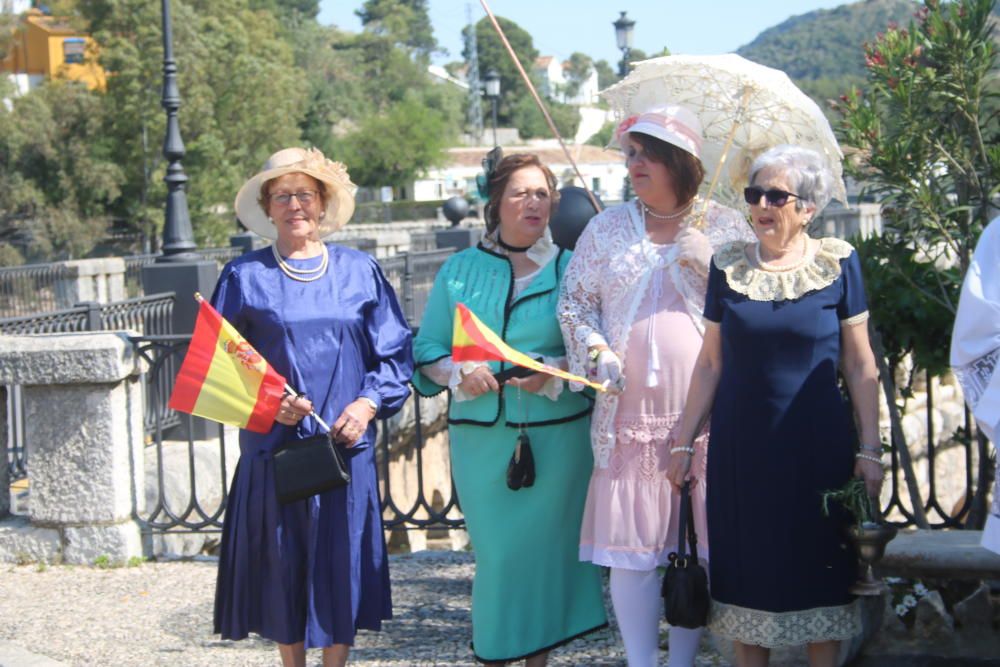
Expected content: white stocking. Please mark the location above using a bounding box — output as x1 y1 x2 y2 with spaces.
666 625 705 667
609 567 661 667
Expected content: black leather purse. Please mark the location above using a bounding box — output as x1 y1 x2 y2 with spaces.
272 433 351 505
661 481 710 628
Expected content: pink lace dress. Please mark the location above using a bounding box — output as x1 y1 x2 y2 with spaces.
578 242 709 570
560 199 755 571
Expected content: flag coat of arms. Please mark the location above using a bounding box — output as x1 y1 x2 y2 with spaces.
168 296 286 433
452 302 606 392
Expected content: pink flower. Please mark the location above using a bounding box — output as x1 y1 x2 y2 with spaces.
615 115 639 141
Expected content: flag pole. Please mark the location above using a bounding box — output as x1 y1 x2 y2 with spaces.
191 292 334 433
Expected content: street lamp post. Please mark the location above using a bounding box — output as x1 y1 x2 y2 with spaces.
613 11 635 78
484 68 500 147
142 0 219 347
157 0 197 262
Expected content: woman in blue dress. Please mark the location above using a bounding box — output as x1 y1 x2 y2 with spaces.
212 147 413 667
667 145 884 667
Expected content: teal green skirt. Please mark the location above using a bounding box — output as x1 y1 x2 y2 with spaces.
450 415 607 662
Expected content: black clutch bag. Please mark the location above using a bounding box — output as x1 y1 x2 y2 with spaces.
272 433 351 505
661 481 710 628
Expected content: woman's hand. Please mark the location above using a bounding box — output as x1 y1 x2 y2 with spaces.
591 349 625 394
666 441 694 490
854 456 885 499
676 227 713 276
506 372 550 394
457 365 500 398
276 394 312 427
332 398 377 447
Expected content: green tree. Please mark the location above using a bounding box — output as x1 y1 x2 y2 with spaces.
564 52 593 99
356 0 437 58
0 82 124 261
594 59 617 90
508 95 580 140
79 0 307 247
836 0 999 377
463 16 539 128
335 95 450 189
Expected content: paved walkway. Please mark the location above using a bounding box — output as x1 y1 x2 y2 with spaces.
0 551 725 667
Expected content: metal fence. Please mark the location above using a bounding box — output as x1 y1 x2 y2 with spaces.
2 293 175 481
0 262 73 318
379 248 454 326
123 247 242 297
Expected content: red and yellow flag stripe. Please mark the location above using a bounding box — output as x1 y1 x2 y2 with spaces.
452 303 606 392
168 297 286 433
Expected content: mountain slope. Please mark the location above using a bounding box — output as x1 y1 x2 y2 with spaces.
736 0 919 80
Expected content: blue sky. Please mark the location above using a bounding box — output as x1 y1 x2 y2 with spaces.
318 1 850 65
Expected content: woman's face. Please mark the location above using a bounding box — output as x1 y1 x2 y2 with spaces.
266 172 324 243
497 166 552 246
748 166 813 247
623 134 677 209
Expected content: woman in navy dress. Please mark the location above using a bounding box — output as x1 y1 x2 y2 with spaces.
212 147 413 667
667 145 884 667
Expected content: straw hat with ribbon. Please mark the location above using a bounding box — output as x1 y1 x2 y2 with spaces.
234 147 357 240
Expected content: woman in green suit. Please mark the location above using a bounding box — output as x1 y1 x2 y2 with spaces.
413 153 607 665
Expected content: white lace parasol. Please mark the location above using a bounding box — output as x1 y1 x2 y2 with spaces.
601 53 847 212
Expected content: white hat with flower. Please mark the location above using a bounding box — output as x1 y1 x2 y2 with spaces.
234 147 358 240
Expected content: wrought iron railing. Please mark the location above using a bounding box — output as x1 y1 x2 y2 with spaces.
2 293 176 481
379 248 454 326
130 334 463 535
0 262 73 318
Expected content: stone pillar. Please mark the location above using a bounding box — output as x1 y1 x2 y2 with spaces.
0 385 8 519
54 258 126 308
0 333 145 565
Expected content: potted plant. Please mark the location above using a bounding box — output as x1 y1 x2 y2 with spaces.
822 477 898 596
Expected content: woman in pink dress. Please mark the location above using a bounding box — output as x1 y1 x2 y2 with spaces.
558 105 754 667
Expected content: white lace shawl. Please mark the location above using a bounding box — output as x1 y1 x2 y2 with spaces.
558 198 755 468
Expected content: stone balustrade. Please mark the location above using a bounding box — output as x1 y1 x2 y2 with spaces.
54 257 126 308
0 332 145 564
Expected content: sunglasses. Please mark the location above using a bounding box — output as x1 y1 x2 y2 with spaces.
743 187 802 207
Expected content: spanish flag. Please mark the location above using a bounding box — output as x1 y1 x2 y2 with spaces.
452 303 606 392
168 295 286 433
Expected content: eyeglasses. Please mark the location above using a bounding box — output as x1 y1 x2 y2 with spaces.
270 190 318 206
743 187 802 207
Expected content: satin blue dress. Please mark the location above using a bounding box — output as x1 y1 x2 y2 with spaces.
211 243 413 648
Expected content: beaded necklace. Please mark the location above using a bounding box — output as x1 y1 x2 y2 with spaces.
271 243 329 282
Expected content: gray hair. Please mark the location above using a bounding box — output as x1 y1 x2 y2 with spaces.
749 145 834 214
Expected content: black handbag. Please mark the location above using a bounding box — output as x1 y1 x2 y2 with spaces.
506 432 535 490
661 481 710 628
272 433 351 505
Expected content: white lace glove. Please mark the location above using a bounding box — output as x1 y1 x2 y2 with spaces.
676 227 713 276
593 349 625 394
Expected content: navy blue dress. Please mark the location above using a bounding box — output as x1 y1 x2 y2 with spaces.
703 238 866 647
211 244 413 648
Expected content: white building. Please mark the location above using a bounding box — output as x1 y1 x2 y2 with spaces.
533 56 599 106
410 144 627 204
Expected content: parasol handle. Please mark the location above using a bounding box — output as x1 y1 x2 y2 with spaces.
479 0 601 213
697 87 752 230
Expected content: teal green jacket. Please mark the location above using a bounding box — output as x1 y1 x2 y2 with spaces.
412 244 592 427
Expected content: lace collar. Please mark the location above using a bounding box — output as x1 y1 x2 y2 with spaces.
481 227 558 267
714 237 855 302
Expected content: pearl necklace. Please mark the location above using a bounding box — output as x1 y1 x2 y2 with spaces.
641 198 694 221
271 243 329 282
755 235 810 273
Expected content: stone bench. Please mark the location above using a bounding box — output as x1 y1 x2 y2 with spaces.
880 529 1000 580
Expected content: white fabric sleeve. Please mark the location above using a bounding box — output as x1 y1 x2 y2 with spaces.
536 355 565 401
558 221 609 391
419 358 490 402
